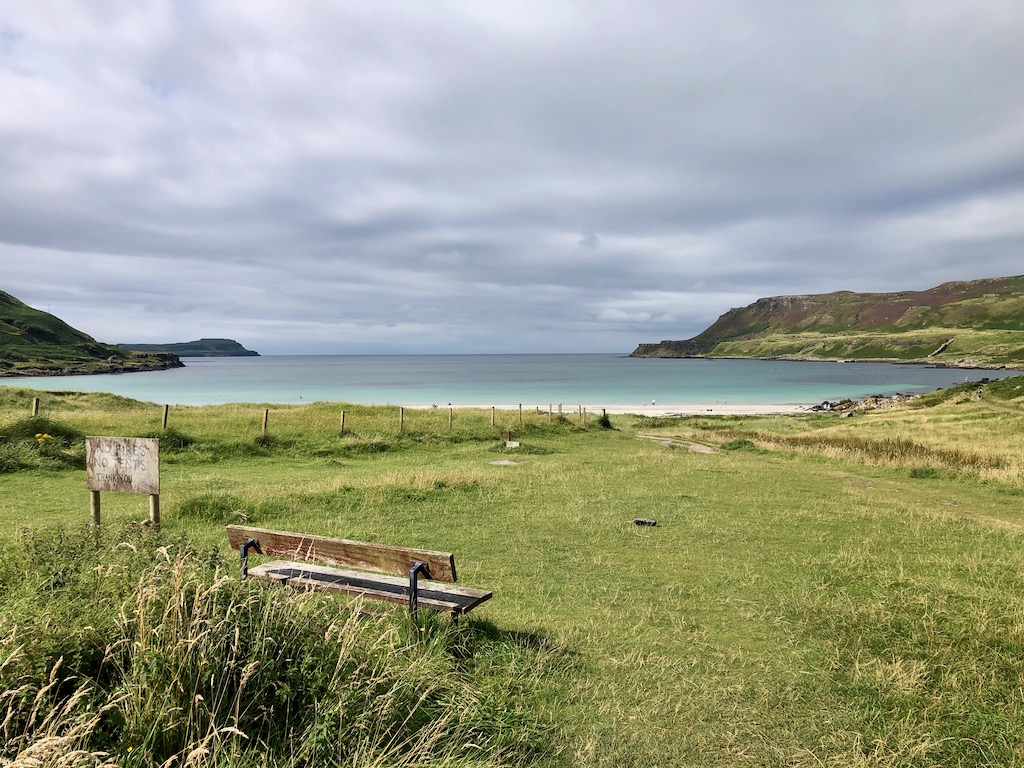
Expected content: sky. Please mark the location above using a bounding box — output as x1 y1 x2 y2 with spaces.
2 1 1023 355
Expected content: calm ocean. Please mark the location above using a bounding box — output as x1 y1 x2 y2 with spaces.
0 355 1016 408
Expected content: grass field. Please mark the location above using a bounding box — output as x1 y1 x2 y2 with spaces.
2 379 1024 766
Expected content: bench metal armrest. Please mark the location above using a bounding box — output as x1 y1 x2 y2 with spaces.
240 538 263 579
409 561 431 619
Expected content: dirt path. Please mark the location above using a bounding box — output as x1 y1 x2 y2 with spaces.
980 393 1023 414
636 433 717 453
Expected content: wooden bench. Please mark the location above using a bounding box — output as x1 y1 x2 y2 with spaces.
226 525 492 619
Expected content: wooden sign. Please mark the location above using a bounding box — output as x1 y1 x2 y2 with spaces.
86 437 160 495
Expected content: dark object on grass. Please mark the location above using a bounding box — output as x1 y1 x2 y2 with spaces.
634 518 657 526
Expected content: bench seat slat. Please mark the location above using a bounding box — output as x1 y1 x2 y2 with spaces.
227 525 457 582
248 561 492 615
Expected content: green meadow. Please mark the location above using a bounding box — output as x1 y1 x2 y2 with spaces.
2 378 1024 767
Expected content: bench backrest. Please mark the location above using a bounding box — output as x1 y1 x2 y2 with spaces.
226 525 458 582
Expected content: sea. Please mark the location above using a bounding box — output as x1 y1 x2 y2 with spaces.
0 354 1017 409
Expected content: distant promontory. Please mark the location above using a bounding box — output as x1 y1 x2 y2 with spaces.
631 275 1024 369
0 290 183 377
118 338 260 357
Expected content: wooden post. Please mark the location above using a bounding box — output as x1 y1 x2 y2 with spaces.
448 407 453 430
32 397 40 417
558 404 563 415
340 410 346 434
491 407 495 427
548 404 552 423
582 407 587 425
162 404 169 430
149 494 160 528
519 403 523 424
399 407 404 431
261 409 269 434
90 491 101 528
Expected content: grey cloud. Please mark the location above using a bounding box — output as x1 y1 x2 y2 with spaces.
2 1 1023 353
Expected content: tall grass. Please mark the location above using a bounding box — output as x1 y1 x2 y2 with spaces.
0 525 564 767
752 432 1007 471
633 380 1024 486
0 390 595 473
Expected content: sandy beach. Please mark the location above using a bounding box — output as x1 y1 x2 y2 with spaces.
600 403 810 416
418 403 812 417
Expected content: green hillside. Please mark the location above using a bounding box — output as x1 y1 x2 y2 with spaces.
119 338 259 357
0 290 182 376
632 275 1024 368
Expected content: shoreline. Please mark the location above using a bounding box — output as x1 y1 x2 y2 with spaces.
627 353 1024 372
409 403 811 417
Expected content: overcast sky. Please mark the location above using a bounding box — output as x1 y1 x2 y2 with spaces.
2 2 1023 354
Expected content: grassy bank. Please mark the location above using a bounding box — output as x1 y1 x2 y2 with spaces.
2 381 1024 766
706 327 1024 366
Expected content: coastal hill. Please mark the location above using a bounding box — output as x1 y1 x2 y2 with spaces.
118 338 259 357
0 290 183 377
631 275 1024 368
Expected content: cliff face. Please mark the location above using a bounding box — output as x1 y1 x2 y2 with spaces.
0 290 183 377
631 276 1024 368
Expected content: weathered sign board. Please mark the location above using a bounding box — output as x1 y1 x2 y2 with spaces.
86 437 159 494
86 437 160 527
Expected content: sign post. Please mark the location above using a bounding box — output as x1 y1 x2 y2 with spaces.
86 437 160 528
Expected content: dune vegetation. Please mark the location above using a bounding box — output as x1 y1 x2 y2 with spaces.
2 378 1024 766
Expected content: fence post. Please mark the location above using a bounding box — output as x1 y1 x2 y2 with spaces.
491 407 495 427
90 491 101 528
449 407 453 430
162 404 169 430
582 407 587 425
262 409 269 434
549 404 552 422
399 407 404 431
519 403 523 424
558 404 563 415
149 494 160 529
340 410 346 434
32 398 39 417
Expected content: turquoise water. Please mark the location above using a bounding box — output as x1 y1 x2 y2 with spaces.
0 355 1015 407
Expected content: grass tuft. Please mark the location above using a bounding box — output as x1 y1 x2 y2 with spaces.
175 492 257 524
0 416 85 473
0 525 563 767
